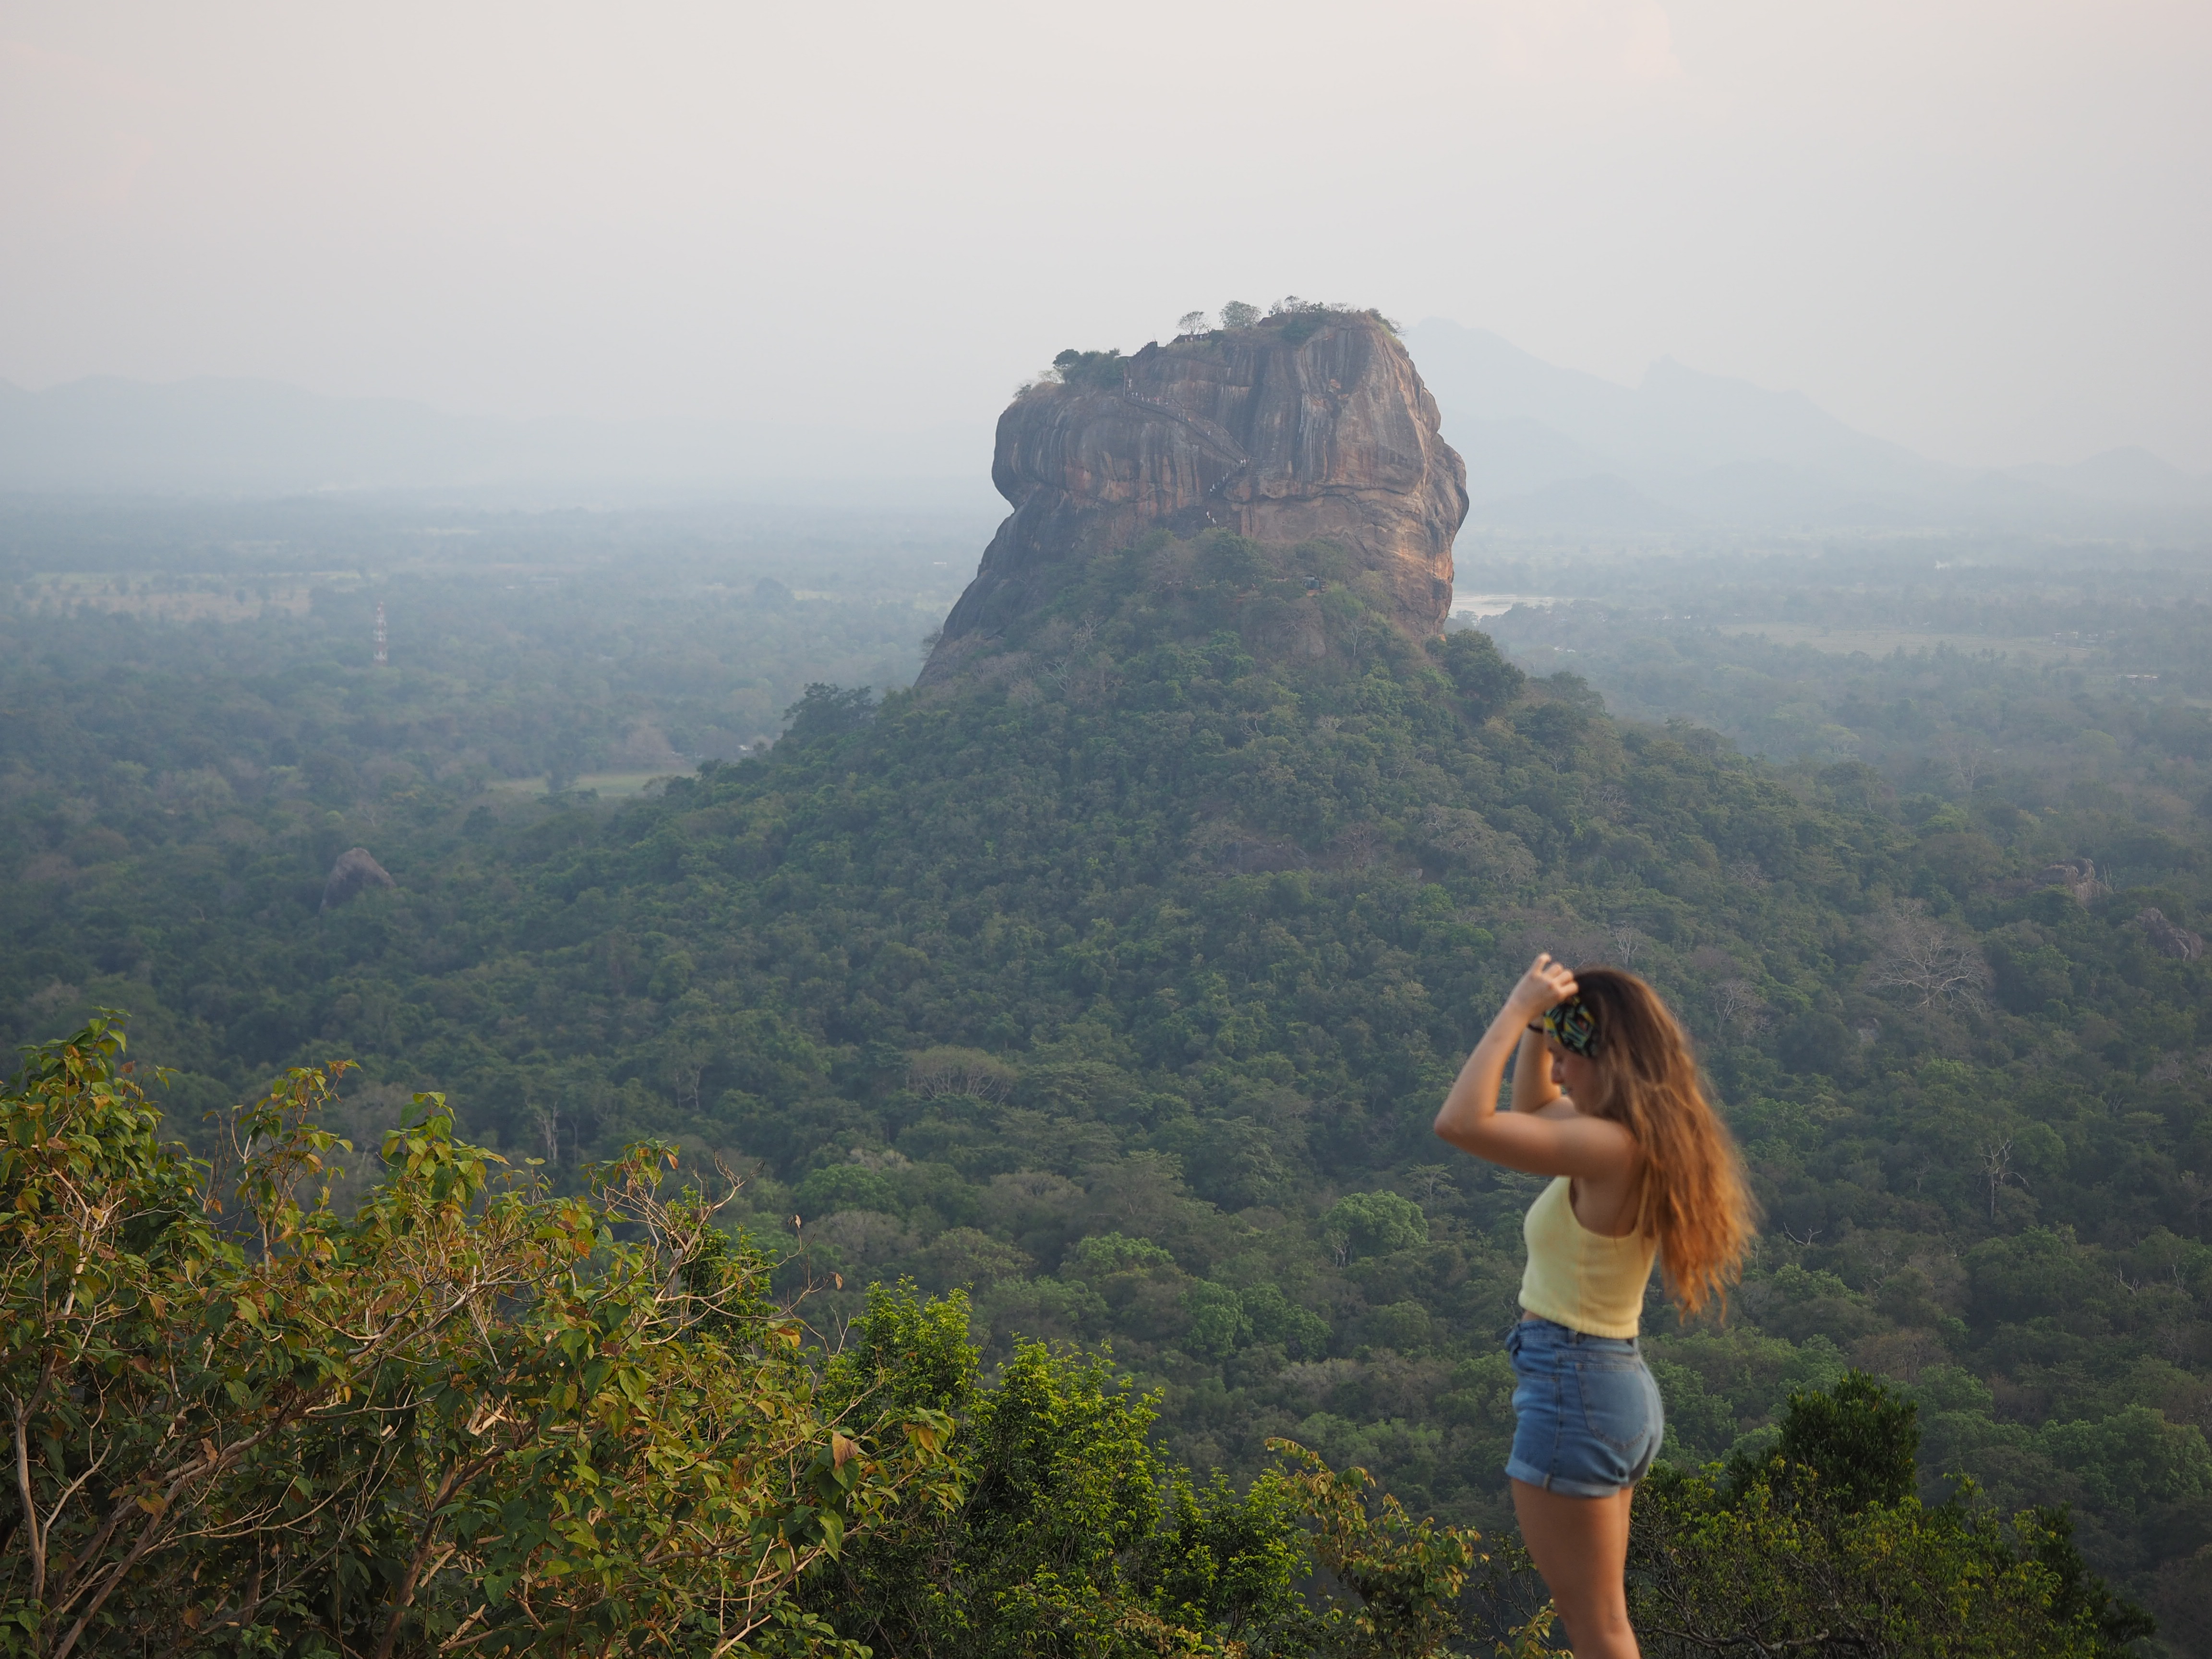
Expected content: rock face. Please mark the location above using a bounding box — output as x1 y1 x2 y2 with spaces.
926 311 1467 675
2035 857 2107 904
2137 907 2205 961
321 847 396 913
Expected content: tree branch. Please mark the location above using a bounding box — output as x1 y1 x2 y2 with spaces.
371 1451 500 1659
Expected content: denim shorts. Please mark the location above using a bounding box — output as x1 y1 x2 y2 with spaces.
1504 1317 1665 1497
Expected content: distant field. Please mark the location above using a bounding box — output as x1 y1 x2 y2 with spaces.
1712 622 2096 663
17 572 358 622
487 771 681 799
1450 591 1562 621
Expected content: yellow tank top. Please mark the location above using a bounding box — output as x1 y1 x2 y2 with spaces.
1519 1176 1659 1339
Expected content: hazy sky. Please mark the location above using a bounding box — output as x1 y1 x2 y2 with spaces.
5 0 2207 470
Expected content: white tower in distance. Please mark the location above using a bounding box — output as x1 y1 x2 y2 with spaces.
373 601 388 667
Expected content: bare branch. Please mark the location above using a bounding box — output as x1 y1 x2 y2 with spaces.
1866 903 1991 1013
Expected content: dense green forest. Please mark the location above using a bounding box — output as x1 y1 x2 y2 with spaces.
3 505 2210 1647
0 495 979 778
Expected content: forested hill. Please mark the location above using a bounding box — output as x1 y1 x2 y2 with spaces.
5 526 2210 1634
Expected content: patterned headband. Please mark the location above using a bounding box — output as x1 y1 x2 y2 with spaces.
1541 997 1600 1057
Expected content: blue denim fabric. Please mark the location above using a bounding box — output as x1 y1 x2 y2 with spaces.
1503 1316 1665 1497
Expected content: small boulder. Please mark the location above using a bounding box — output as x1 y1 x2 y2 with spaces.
2035 857 2107 904
321 847 396 913
2136 907 2204 961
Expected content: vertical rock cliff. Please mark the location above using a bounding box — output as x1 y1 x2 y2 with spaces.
924 309 1467 679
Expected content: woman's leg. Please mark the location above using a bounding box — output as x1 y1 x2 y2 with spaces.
1510 1478 1638 1659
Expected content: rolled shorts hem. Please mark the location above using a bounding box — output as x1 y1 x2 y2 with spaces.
1504 1457 1637 1498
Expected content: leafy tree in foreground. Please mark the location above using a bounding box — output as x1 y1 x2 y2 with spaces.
807 1281 1484 1658
1629 1370 2155 1658
0 1021 959 1658
0 1022 1492 1659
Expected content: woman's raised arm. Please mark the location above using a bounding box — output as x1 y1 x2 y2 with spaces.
1510 1024 1562 1116
1433 955 1638 1180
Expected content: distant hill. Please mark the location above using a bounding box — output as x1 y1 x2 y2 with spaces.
1407 325 1931 487
0 375 994 499
1460 473 1696 534
1406 318 2212 535
2009 445 2212 508
6 344 2208 536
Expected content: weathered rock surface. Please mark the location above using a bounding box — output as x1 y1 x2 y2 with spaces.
2035 857 2107 904
321 847 396 913
2137 906 2205 961
925 310 1466 677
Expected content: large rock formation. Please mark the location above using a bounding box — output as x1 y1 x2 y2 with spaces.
321 846 396 913
926 310 1467 676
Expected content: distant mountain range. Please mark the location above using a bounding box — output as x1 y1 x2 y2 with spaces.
1404 318 2212 537
0 376 993 503
5 334 2208 535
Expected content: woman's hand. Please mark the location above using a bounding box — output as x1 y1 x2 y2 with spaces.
1506 953 1579 1022
1435 950 1634 1181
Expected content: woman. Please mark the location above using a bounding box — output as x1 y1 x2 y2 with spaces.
1433 954 1754 1659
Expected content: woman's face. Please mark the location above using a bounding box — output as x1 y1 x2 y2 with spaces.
1549 1040 1599 1102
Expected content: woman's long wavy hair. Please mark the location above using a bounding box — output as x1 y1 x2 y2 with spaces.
1571 965 1756 1318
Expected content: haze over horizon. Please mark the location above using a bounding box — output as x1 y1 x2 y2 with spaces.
4 1 2208 473
8 321 2208 540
